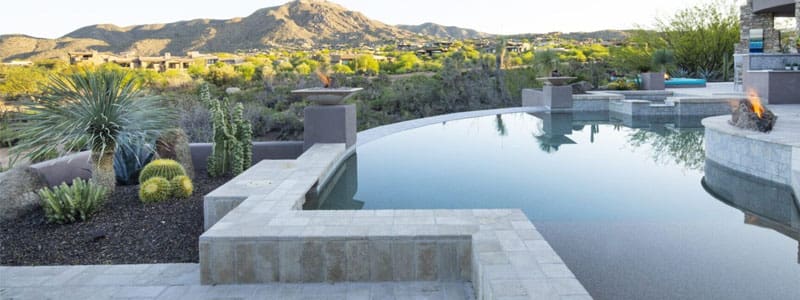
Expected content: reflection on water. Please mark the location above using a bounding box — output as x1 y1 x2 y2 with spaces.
704 159 800 263
628 128 705 170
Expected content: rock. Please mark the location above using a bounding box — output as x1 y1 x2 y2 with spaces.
0 164 46 222
571 81 593 94
730 100 777 133
225 87 241 95
156 128 196 179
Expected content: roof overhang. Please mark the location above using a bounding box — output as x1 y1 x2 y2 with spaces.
753 0 796 17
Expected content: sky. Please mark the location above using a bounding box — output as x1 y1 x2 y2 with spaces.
1 0 736 39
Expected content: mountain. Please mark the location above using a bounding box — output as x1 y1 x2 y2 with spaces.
1 0 423 61
397 23 492 40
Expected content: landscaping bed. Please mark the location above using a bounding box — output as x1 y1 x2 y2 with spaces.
0 173 230 266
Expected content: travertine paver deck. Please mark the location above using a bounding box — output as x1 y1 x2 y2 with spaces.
0 264 474 300
200 143 591 299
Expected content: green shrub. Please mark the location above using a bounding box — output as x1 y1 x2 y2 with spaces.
139 177 172 203
38 178 108 224
608 79 637 90
171 175 193 199
139 159 186 183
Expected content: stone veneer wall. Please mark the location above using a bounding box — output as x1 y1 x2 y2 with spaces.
738 0 782 54
704 120 794 186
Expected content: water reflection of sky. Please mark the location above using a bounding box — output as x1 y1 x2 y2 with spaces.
346 113 715 221
314 112 800 300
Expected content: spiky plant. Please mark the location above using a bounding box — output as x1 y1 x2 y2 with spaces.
171 175 193 199
139 159 186 183
12 70 170 192
38 178 108 224
139 177 172 203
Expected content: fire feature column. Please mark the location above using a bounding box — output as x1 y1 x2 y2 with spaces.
291 87 362 150
303 104 357 150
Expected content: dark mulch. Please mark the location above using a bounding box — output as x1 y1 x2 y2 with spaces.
0 174 231 266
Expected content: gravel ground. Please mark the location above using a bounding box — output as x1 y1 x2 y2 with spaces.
0 174 230 266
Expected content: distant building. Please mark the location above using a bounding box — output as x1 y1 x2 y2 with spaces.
67 51 228 72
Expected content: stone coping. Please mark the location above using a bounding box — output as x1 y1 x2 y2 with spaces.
200 142 591 299
573 92 624 100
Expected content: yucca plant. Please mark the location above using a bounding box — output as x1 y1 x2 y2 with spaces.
38 178 108 224
12 70 171 192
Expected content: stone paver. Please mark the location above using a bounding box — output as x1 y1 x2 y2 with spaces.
0 264 473 300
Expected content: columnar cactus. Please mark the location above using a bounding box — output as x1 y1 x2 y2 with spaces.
206 97 253 177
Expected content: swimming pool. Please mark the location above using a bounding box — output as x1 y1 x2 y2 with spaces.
309 112 800 300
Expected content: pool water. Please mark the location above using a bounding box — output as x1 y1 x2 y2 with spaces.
310 112 800 300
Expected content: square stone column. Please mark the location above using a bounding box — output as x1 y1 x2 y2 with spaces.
303 104 357 150
543 85 573 109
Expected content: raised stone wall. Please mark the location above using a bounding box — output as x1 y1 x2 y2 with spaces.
739 0 782 53
200 143 591 299
703 112 799 186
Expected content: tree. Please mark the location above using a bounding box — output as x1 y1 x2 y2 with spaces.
236 62 256 81
656 0 739 80
353 54 380 75
0 66 48 98
332 64 354 75
294 63 311 75
206 63 239 86
13 70 170 192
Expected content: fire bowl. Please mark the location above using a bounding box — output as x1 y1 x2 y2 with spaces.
730 99 777 133
291 87 363 105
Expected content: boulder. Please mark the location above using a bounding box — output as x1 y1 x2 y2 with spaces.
0 165 46 222
156 129 196 179
225 87 241 95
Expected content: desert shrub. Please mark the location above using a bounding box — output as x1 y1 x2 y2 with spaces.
114 136 155 185
171 175 193 199
139 176 172 203
139 159 186 183
38 178 108 224
608 78 638 90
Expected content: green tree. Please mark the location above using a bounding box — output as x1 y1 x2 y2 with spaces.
332 64 354 75
236 62 256 81
13 70 170 192
353 54 380 75
206 63 239 86
295 63 312 75
656 0 739 79
0 66 48 98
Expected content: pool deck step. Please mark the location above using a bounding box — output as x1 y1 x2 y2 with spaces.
0 264 475 300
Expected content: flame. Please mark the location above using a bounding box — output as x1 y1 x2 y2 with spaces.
315 70 331 88
747 89 765 119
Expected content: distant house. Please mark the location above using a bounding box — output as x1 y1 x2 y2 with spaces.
67 51 225 72
330 54 356 65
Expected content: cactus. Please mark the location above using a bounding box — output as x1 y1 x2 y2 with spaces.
139 159 186 183
206 97 253 177
199 83 212 107
139 177 172 203
171 175 193 199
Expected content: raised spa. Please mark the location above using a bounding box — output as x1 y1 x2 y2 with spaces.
309 112 800 300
